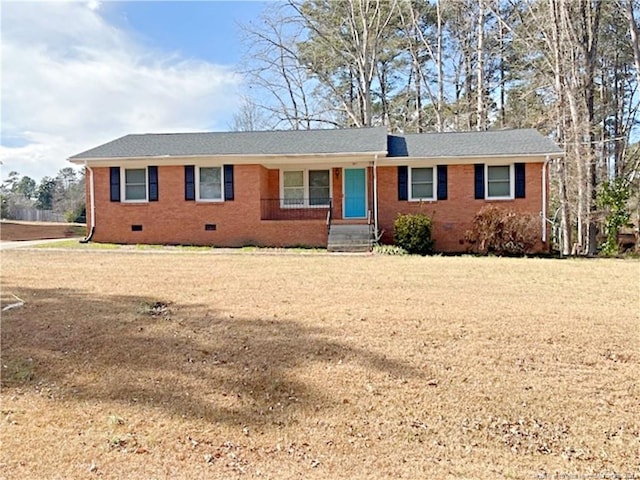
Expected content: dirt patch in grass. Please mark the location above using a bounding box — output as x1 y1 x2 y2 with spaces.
1 251 638 479
0 220 86 241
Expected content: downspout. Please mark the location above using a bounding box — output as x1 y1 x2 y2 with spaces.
79 162 95 243
373 155 379 239
542 155 550 244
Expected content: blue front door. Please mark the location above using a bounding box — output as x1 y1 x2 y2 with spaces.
344 168 366 218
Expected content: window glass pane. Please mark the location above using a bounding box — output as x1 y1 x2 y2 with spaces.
283 171 304 206
200 167 221 184
488 166 510 182
487 166 511 197
126 185 146 200
412 168 433 183
309 170 330 205
200 184 222 199
309 170 329 187
283 188 304 206
124 168 146 200
125 169 146 184
309 188 330 205
410 167 433 199
284 171 303 188
412 183 433 199
199 167 222 199
488 181 510 197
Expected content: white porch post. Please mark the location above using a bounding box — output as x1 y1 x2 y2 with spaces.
373 155 379 237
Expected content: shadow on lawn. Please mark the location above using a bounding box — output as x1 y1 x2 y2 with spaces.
1 285 424 427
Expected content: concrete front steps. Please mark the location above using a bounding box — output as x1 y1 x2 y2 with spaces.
327 224 372 252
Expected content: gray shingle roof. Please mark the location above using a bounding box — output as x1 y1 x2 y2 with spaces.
387 129 562 158
70 127 561 161
70 127 389 159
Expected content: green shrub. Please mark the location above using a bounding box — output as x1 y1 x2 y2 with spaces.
393 213 434 255
65 204 86 223
597 178 632 255
465 205 539 256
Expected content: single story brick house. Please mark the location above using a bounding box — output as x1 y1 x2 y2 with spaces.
69 127 562 252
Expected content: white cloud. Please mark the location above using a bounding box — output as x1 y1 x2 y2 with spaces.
0 1 242 182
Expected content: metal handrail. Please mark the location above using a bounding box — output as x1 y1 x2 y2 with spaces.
326 200 333 234
261 198 331 221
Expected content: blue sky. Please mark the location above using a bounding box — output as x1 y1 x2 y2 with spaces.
103 1 267 65
1 1 271 183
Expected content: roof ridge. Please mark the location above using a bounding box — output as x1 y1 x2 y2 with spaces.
127 125 388 137
394 128 539 136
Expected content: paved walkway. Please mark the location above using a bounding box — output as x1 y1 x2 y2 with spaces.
0 238 83 250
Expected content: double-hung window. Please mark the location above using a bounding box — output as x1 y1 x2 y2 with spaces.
486 165 513 199
197 166 223 201
123 168 147 202
409 167 435 201
283 171 305 207
282 169 331 207
308 170 330 205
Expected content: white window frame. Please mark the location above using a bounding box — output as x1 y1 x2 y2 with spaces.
196 166 224 202
408 166 436 202
485 164 514 200
280 168 332 208
122 167 148 203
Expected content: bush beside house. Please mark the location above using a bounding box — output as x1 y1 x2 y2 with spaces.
393 213 434 255
465 205 539 256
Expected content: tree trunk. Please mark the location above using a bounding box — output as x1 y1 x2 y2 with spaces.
476 0 487 131
549 0 572 255
436 0 444 132
625 0 640 86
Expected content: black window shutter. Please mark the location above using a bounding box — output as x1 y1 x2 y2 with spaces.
437 165 448 200
474 164 485 199
185 165 195 201
398 166 408 201
515 163 526 198
224 164 234 201
148 166 158 201
110 167 120 202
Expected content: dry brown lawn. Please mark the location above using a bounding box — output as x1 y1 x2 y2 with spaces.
1 249 638 479
0 221 85 241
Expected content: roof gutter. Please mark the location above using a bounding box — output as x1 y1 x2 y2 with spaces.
79 163 95 243
69 150 389 165
375 151 564 166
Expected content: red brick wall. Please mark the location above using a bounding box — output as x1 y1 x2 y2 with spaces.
88 165 327 247
376 163 547 252
332 168 343 219
87 162 547 252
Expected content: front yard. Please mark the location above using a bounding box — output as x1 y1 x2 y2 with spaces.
1 250 638 479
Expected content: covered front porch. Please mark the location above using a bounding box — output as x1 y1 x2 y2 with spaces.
258 166 374 222
258 164 376 251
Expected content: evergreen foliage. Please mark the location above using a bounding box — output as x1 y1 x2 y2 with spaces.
393 213 434 255
597 178 632 255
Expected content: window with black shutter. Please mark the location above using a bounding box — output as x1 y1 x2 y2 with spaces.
474 164 485 199
185 165 195 201
110 167 120 202
437 165 448 200
148 166 158 201
397 166 408 201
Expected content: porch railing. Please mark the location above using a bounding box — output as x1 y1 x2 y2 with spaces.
261 198 332 221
